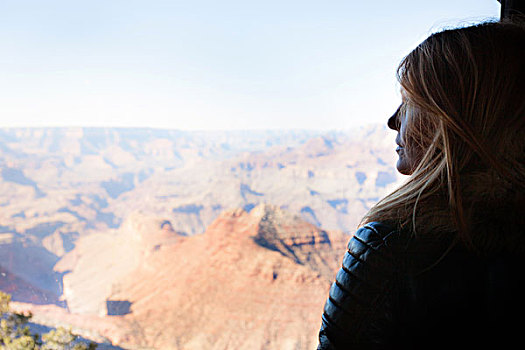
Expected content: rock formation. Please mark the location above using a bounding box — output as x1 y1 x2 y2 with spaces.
23 205 348 349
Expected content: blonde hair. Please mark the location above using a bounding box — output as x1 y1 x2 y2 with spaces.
363 21 525 245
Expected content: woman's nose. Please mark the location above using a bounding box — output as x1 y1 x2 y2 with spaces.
388 106 401 130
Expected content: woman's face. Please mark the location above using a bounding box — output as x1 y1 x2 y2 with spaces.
388 103 418 175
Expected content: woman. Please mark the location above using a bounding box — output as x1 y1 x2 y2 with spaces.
318 21 525 349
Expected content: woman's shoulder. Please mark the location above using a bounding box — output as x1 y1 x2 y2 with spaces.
350 221 409 256
319 222 410 348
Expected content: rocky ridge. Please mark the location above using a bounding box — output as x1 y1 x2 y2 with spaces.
19 204 348 349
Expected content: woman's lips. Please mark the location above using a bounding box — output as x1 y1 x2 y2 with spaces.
396 146 404 153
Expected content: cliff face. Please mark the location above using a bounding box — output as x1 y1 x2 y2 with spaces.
0 265 60 305
0 239 63 305
54 213 182 315
250 204 345 281
38 205 348 349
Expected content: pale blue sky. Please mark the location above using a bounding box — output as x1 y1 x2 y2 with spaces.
0 0 500 130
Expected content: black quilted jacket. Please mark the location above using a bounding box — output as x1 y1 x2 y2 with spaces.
318 221 525 349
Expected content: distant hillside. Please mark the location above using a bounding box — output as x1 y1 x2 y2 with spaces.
0 126 400 248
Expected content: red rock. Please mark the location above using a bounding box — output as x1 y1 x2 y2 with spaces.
37 205 349 349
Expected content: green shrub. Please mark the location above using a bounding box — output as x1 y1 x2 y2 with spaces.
0 291 96 350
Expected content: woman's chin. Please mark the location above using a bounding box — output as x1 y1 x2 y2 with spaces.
396 158 413 175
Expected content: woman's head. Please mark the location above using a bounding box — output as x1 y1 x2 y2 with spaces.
365 21 525 243
396 21 525 178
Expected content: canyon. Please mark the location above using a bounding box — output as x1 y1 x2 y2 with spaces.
0 126 402 349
